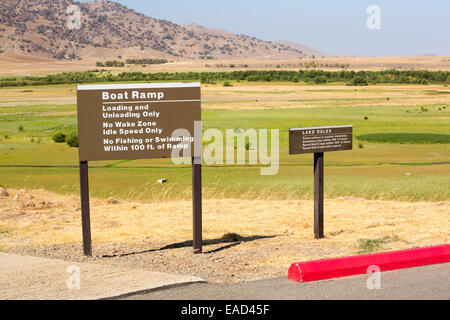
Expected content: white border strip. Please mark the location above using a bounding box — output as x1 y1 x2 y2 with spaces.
77 82 201 91
290 125 353 131
103 99 201 104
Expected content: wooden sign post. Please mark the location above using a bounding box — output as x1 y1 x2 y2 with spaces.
289 125 353 239
77 82 202 256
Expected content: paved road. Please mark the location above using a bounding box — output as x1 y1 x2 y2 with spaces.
121 263 450 300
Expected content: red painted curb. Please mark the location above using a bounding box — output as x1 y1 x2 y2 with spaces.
288 244 450 282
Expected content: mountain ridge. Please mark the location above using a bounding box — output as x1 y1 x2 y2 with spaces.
0 0 321 61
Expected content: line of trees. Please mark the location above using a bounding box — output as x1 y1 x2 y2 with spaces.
95 58 169 67
125 58 168 65
96 60 125 67
0 69 449 87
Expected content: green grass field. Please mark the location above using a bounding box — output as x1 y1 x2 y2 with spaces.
0 83 449 202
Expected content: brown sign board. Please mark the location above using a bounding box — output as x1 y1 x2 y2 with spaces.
289 125 353 155
77 83 201 161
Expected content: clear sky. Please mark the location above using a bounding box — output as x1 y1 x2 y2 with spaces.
78 0 450 56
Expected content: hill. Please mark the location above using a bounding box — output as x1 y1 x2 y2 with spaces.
0 0 311 61
273 40 326 58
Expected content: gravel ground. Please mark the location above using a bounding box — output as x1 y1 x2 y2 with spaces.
2 189 448 283
9 240 339 283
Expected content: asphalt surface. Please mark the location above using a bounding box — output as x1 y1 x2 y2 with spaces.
121 263 450 300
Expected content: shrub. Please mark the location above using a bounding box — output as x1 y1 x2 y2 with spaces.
125 58 168 65
66 133 79 148
223 82 233 87
313 76 327 84
52 132 66 143
348 76 368 86
18 125 24 132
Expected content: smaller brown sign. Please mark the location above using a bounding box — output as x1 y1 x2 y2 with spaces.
289 125 353 154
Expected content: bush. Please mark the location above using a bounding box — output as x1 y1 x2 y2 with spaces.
103 60 125 67
125 58 168 65
313 76 327 84
18 125 24 132
66 133 79 148
223 81 233 87
52 132 66 143
348 76 368 86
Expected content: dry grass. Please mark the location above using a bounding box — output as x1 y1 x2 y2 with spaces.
0 55 95 77
165 56 450 72
201 83 450 110
1 83 449 110
0 86 76 107
1 55 449 77
0 189 448 282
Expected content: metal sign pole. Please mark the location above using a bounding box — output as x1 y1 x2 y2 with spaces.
314 152 324 239
192 157 203 253
79 160 92 256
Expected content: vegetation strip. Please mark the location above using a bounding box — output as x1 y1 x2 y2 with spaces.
1 69 449 87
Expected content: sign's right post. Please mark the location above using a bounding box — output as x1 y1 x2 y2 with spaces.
289 125 353 239
314 152 324 239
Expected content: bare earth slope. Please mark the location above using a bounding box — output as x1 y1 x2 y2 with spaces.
0 0 306 61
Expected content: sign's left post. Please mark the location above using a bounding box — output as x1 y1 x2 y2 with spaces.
79 160 92 256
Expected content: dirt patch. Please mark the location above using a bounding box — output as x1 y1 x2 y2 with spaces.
0 189 448 283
